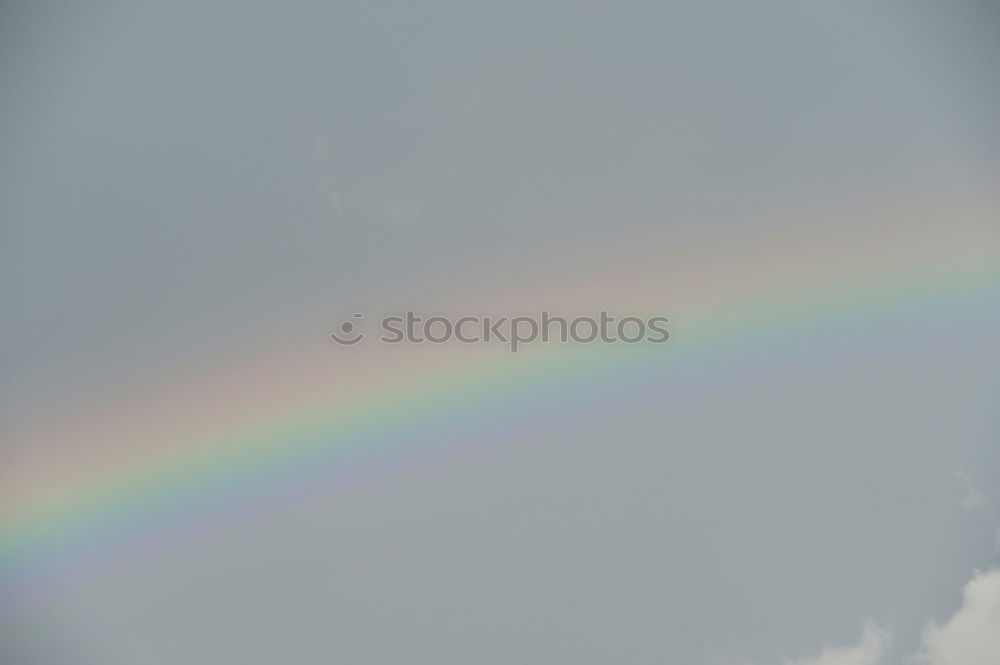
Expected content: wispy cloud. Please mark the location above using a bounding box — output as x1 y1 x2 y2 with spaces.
784 622 889 665
955 468 985 513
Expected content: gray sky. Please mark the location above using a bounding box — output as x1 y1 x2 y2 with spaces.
2 2 999 664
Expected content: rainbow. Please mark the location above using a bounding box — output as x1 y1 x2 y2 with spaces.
2 195 998 606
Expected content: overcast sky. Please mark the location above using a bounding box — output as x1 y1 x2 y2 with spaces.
2 2 999 664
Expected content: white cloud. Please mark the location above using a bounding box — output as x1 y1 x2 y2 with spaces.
786 622 889 665
918 569 1000 665
748 568 1000 665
